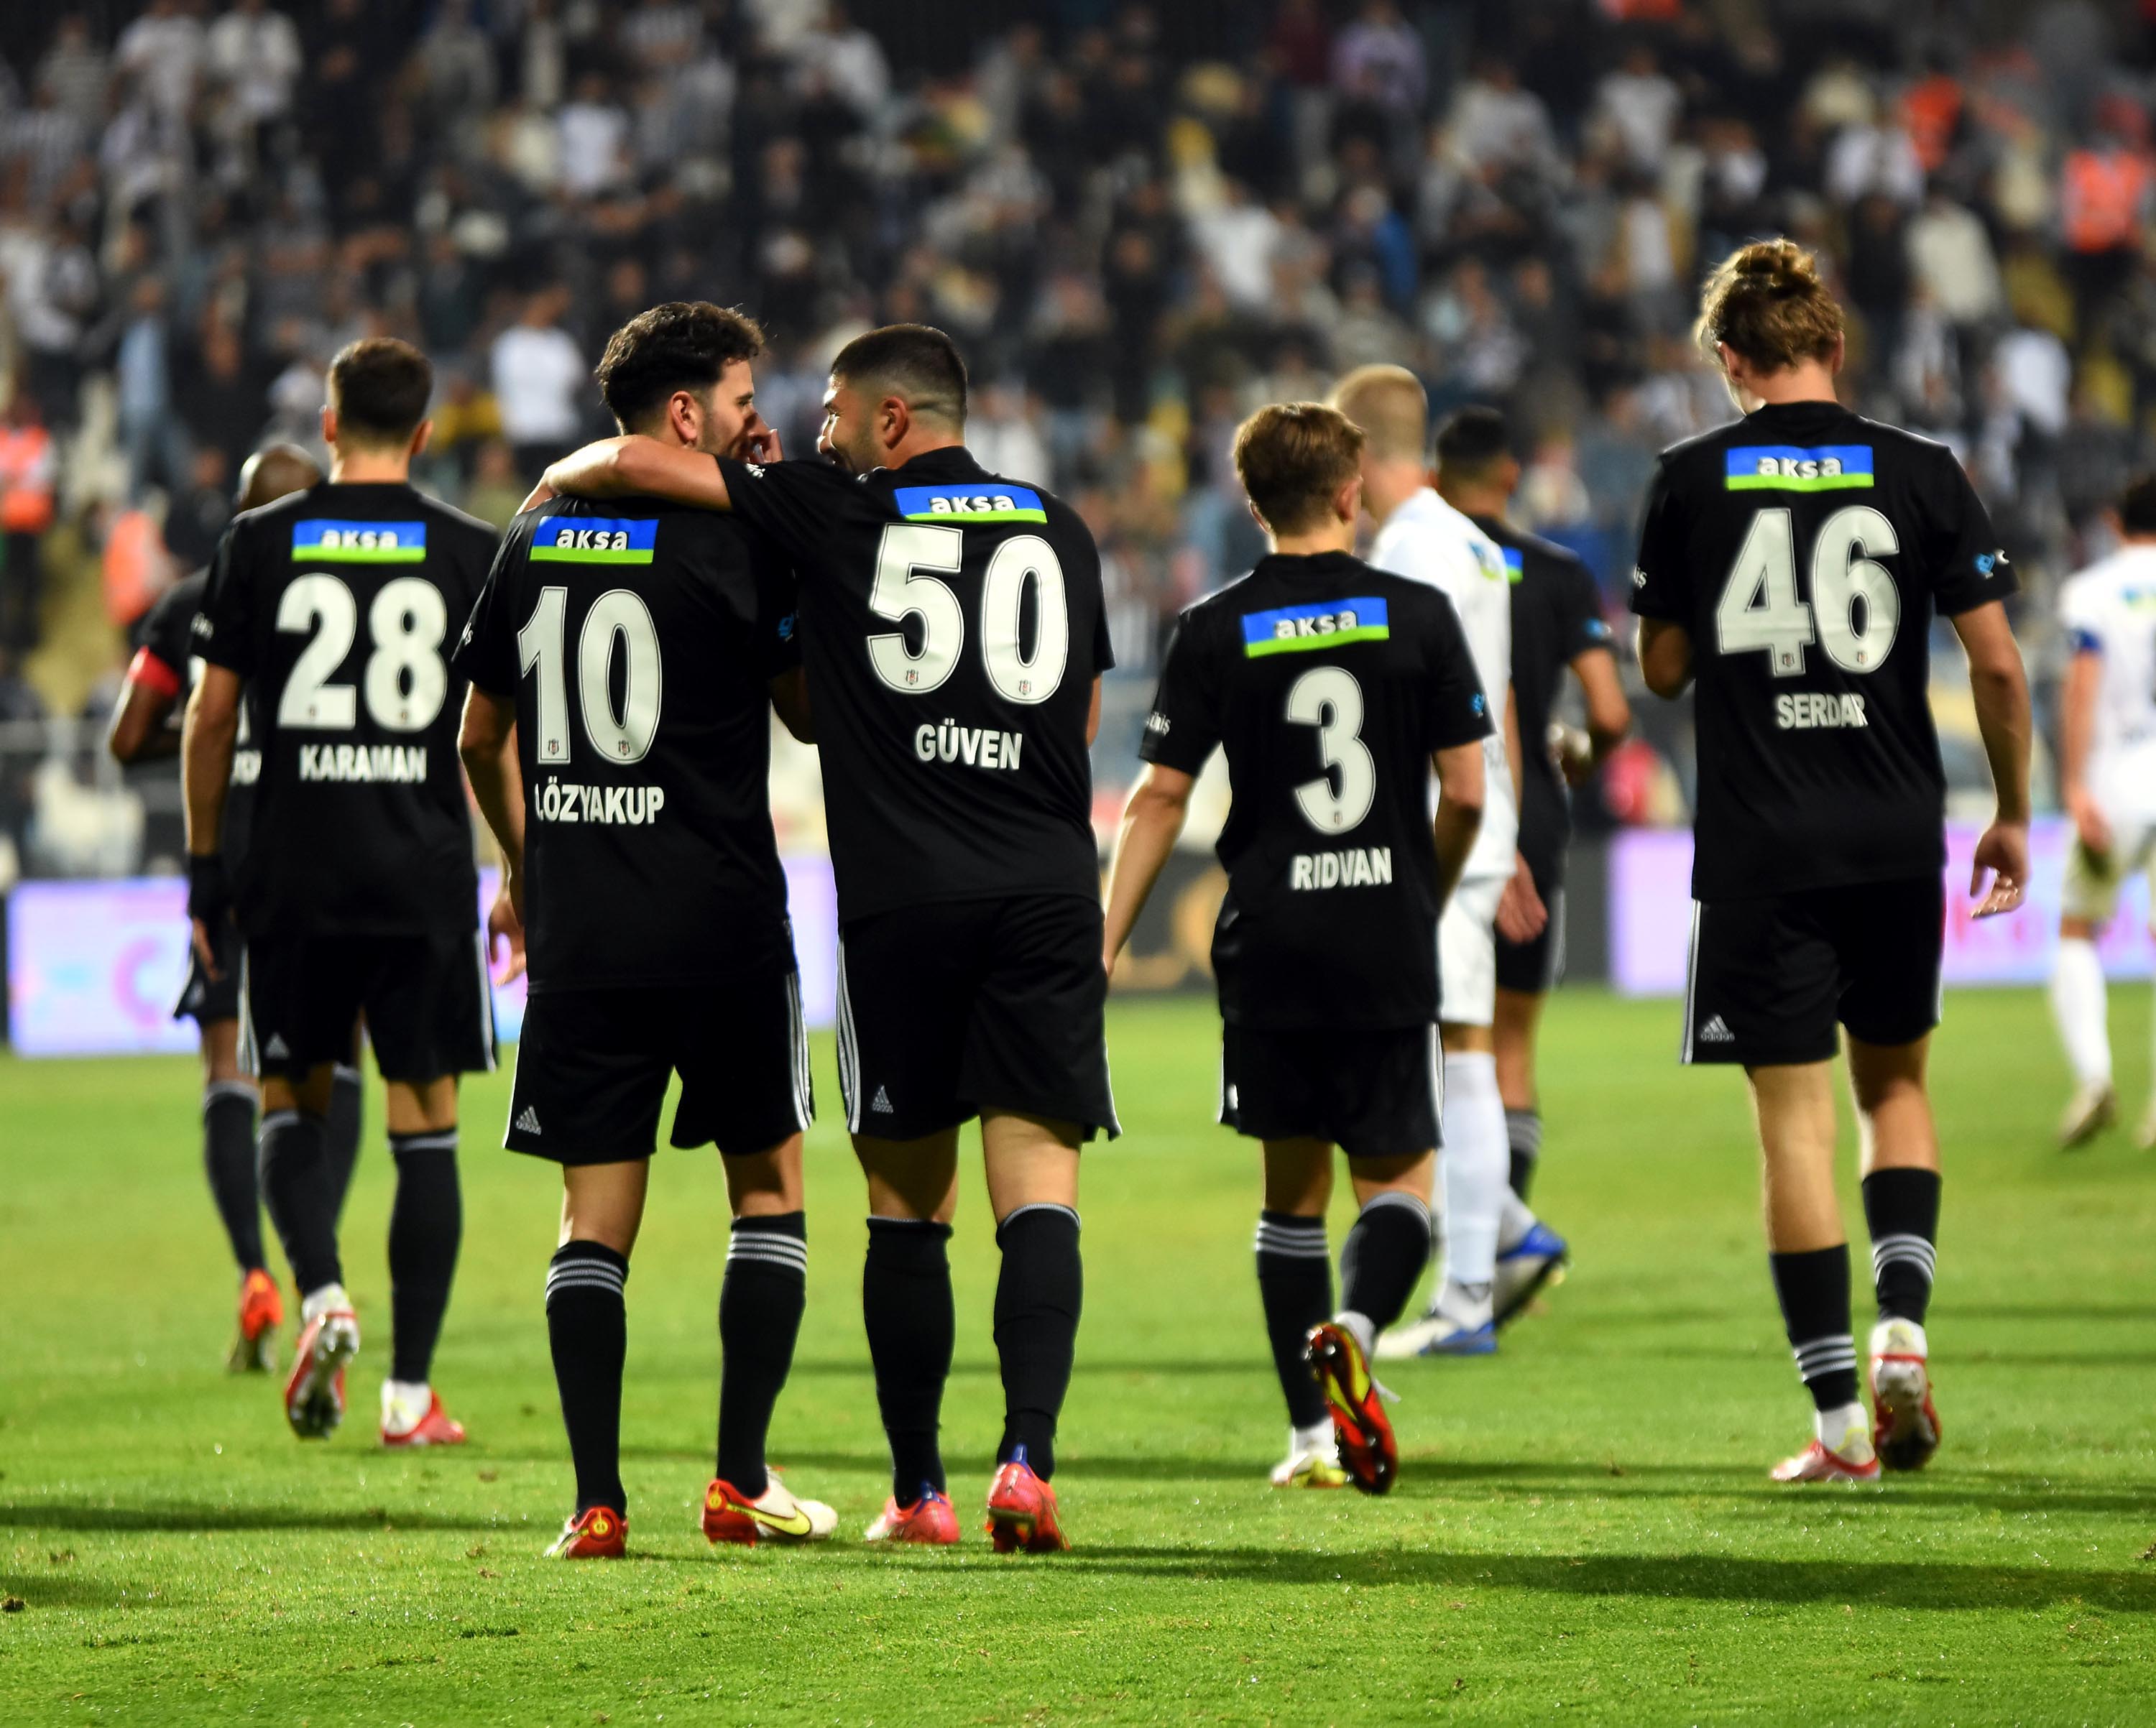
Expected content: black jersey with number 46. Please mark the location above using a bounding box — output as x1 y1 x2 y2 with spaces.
1141 551 1493 1030
195 481 496 937
451 496 801 992
712 448 1111 921
1629 401 2014 900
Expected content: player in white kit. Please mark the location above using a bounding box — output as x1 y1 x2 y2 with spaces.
2050 475 2156 1149
1330 366 1552 1357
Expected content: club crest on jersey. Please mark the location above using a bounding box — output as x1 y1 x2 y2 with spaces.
292 519 428 562
1241 596 1391 658
1723 445 1874 491
893 484 1048 523
530 517 659 563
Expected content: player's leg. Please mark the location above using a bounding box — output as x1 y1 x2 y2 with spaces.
1491 975 1569 1328
853 1126 963 1544
1253 1136 1342 1487
1428 877 1509 1353
324 1019 366 1221
2051 834 2119 1145
1493 986 1544 1198
258 1049 361 1441
198 1013 280 1371
980 1109 1084 1552
543 1156 647 1558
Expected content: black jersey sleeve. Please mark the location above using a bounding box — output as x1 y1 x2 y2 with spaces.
1917 448 2016 615
1557 557 1616 661
1628 460 1690 622
744 530 803 680
713 456 855 566
194 524 257 673
1423 590 1497 751
138 574 201 682
1138 608 1220 775
451 528 526 696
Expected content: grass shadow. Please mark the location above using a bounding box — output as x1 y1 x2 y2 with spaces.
0 1503 501 1535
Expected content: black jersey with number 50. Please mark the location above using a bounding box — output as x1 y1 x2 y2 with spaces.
1140 551 1493 1030
1628 402 2014 900
195 481 496 937
713 448 1112 921
451 496 801 992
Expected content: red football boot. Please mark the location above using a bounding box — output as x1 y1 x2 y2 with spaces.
545 1506 627 1558
283 1305 359 1439
702 1475 837 1546
862 1487 960 1546
984 1455 1070 1553
1869 1319 1942 1472
380 1387 468 1449
229 1269 284 1373
1306 1321 1399 1495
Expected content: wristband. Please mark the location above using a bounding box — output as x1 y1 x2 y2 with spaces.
186 852 231 925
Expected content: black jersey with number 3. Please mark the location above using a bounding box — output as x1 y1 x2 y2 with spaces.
712 448 1111 921
195 481 496 936
1141 551 1493 1030
1628 402 2013 900
451 496 801 992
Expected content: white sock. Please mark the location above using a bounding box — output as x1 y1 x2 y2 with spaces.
1439 1050 1508 1288
1814 1401 1869 1455
1291 1418 1335 1459
1498 1188 1537 1254
300 1282 351 1324
382 1378 430 1429
2049 937 2111 1086
1332 1309 1376 1361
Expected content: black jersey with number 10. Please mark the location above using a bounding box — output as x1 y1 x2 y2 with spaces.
195 481 496 937
1141 551 1493 1030
712 448 1112 921
451 496 801 992
1628 401 2014 900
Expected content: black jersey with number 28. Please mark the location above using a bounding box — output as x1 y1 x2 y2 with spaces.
1628 402 2013 900
451 496 801 992
712 448 1111 921
1141 551 1493 1030
195 481 496 937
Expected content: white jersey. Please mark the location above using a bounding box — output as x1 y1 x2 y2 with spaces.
2060 543 2156 824
1370 486 1516 879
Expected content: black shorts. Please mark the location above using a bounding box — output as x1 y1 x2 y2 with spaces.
1220 1020 1442 1158
1495 867 1567 997
244 927 496 1083
835 895 1118 1142
505 974 811 1164
1682 875 1943 1067
172 916 244 1026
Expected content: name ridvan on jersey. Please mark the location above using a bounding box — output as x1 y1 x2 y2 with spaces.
1291 846 1393 890
1775 693 1869 730
299 743 429 782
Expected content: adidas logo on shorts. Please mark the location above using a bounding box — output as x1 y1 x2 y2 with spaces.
515 1106 542 1134
1698 1015 1736 1044
870 1085 894 1114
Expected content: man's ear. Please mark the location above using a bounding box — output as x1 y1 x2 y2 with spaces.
320 405 338 448
668 389 701 445
408 417 435 459
1828 331 1847 375
882 396 910 452
1247 498 1270 535
1335 474 1362 525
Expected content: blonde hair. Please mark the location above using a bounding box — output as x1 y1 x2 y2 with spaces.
1233 402 1365 535
1694 239 1844 375
1327 364 1427 463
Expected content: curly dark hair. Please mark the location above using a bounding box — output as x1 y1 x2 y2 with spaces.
594 302 767 432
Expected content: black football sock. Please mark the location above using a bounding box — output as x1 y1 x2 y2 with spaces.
546 1241 629 1516
258 1109 341 1295
716 1211 808 1499
1254 1211 1331 1431
1339 1191 1433 1341
1769 1245 1859 1412
1862 1168 1941 1324
1506 1108 1542 1202
863 1217 954 1504
386 1131 462 1385
203 1080 264 1274
992 1203 1083 1481
324 1062 364 1224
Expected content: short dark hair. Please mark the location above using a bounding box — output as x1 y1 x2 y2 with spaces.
829 323 968 426
2121 473 2156 537
1434 405 1510 479
594 302 766 432
327 338 433 446
1233 402 1364 535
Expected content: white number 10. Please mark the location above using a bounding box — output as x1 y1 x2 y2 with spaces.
516 585 663 764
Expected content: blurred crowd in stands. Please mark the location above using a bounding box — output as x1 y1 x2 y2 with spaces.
0 0 2152 875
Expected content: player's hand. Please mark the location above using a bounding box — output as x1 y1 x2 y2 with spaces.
190 917 221 981
1969 818 2029 919
1496 851 1547 943
1551 721 1595 787
2066 787 2111 859
744 425 783 464
518 479 556 514
488 878 527 983
185 854 231 979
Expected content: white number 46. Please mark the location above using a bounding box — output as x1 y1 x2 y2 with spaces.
1716 504 1901 676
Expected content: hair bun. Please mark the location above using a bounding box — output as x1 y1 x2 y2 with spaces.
1731 239 1813 293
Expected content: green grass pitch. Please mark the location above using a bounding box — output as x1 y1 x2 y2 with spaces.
2 987 2153 1724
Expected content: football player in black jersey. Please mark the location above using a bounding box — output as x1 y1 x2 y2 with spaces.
1432 407 1631 1326
1630 242 2032 1482
108 443 343 1372
1103 403 1491 1494
456 302 833 1560
185 339 499 1449
539 323 1115 1551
